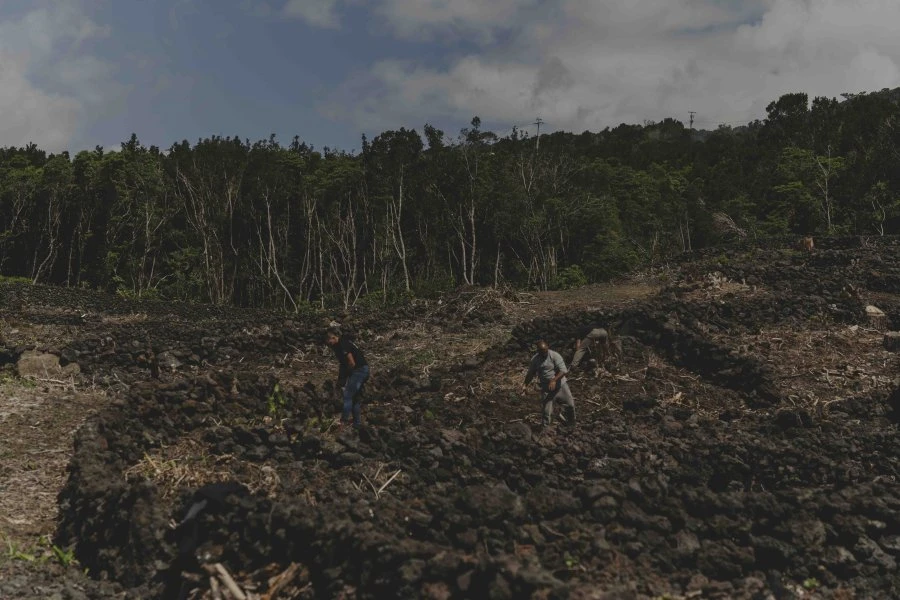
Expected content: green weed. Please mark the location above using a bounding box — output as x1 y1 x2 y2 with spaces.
267 382 287 416
2 535 79 568
5 539 37 562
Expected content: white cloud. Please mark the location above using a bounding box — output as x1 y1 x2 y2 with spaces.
373 0 540 42
324 0 900 135
0 58 81 151
0 3 116 151
283 0 343 28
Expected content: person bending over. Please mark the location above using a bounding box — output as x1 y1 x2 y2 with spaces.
522 339 576 428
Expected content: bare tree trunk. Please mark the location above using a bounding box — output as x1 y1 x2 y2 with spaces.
263 193 298 311
873 198 887 236
815 146 836 234
33 187 63 284
467 199 477 284
493 241 502 288
388 168 411 292
324 192 366 309
458 219 470 285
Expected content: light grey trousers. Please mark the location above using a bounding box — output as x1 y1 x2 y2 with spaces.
541 380 575 425
571 328 609 369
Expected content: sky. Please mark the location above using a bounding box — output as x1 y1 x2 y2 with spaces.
1 0 900 154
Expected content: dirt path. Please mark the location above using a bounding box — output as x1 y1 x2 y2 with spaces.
0 337 117 597
0 381 105 540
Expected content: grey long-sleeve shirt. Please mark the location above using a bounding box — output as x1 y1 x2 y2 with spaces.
526 350 568 389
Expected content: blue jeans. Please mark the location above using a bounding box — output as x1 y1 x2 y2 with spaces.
342 365 370 426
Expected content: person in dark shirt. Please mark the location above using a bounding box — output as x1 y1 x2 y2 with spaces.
325 326 370 429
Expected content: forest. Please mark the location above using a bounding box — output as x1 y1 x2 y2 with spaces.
2 88 900 310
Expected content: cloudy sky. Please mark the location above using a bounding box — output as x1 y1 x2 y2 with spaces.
2 0 899 153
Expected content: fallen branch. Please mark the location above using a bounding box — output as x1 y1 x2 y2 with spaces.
377 469 402 497
34 377 76 389
361 473 379 498
209 576 223 600
265 563 302 600
213 563 247 600
613 374 638 382
539 522 566 539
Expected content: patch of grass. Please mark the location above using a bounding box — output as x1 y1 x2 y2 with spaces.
305 415 340 435
47 540 77 568
0 373 36 388
0 275 32 285
2 536 79 568
5 538 38 563
563 552 580 569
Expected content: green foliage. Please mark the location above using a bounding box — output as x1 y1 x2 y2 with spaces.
0 89 899 303
865 180 900 235
413 272 457 299
0 372 36 387
355 288 414 310
803 577 820 590
294 299 323 318
551 265 588 290
0 275 31 284
2 535 78 568
116 285 161 301
5 538 37 562
43 536 77 567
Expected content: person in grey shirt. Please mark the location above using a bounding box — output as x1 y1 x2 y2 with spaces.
571 327 609 370
521 339 576 427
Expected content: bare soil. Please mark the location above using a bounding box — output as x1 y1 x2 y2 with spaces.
3 239 900 599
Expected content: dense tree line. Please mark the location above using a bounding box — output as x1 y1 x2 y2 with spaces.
2 88 900 309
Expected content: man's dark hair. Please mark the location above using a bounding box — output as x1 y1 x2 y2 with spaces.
326 326 342 338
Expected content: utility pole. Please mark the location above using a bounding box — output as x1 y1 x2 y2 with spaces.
534 117 544 153
688 111 695 131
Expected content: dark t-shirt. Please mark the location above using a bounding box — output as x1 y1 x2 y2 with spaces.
332 336 368 381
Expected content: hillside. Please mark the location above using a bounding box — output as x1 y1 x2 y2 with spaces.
2 237 900 599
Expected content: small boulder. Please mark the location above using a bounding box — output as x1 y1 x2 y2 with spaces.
458 484 525 523
884 332 900 352
16 351 80 379
866 305 888 330
461 356 482 371
506 422 532 443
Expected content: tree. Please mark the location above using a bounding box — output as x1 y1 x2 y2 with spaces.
865 181 900 235
774 145 846 234
364 128 424 294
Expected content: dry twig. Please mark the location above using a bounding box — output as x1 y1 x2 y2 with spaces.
213 563 247 600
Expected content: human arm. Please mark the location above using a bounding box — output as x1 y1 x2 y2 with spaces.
547 352 568 391
521 359 536 393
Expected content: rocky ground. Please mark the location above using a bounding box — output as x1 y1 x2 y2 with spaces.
2 238 900 599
